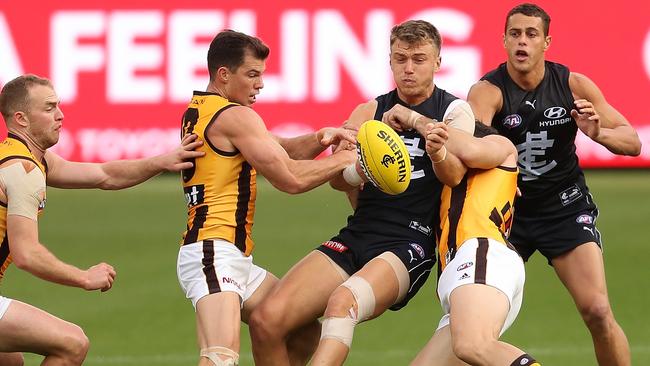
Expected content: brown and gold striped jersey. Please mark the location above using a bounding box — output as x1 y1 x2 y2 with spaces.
180 92 257 256
438 166 517 271
0 133 48 283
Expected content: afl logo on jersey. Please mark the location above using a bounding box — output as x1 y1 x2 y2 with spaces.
576 214 594 224
503 114 522 129
544 106 567 119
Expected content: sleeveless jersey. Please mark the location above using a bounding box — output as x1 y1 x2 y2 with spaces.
338 87 457 243
483 61 582 212
0 133 48 284
437 166 517 272
180 92 257 256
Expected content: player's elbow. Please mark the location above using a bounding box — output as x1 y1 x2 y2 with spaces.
11 250 34 271
628 140 642 156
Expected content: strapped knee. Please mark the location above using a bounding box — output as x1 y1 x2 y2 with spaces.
200 346 239 366
341 275 376 321
320 276 376 348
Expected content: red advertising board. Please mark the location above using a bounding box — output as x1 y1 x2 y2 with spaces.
1 0 649 166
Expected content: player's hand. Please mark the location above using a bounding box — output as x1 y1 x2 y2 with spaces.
335 148 358 166
159 134 206 172
572 99 601 141
317 127 356 148
382 104 424 132
425 122 448 159
83 263 117 292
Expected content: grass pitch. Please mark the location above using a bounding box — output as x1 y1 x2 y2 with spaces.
3 170 649 365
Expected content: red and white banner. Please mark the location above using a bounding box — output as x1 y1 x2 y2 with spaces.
1 0 649 166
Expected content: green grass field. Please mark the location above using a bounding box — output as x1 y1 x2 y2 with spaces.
3 170 649 365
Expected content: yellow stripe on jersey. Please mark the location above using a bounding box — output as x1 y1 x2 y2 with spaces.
180 92 257 256
0 134 48 283
438 166 517 271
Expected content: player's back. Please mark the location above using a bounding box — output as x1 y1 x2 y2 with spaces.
180 92 257 255
438 166 518 271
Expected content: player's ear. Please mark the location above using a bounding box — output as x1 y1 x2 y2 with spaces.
434 56 441 72
544 35 551 51
14 111 28 127
216 66 230 83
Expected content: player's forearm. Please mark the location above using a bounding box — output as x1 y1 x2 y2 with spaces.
97 158 164 190
276 133 326 160
281 153 353 194
12 242 87 288
594 126 642 156
432 151 466 187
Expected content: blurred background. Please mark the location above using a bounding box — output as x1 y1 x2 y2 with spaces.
1 0 649 365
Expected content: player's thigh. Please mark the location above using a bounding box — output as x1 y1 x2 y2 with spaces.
552 242 609 306
195 292 242 350
262 250 349 326
449 284 509 340
241 271 278 323
0 299 84 354
410 326 469 366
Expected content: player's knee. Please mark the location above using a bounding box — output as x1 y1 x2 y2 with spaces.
324 287 357 318
579 297 614 331
59 325 90 364
451 335 492 364
249 299 289 340
200 346 239 366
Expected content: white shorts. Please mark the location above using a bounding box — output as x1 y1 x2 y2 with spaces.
0 295 12 320
177 239 267 309
437 238 525 336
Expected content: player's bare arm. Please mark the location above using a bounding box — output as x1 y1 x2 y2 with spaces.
569 72 641 156
217 106 356 194
447 129 517 169
329 100 377 195
273 127 356 160
44 134 205 189
424 122 467 187
0 160 115 291
466 80 503 126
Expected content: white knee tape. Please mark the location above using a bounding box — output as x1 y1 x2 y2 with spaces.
321 316 357 347
200 346 239 366
341 276 376 321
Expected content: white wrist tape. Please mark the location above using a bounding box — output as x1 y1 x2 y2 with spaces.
342 164 363 186
407 110 423 129
431 146 447 164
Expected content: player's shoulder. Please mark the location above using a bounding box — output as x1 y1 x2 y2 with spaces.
345 100 378 129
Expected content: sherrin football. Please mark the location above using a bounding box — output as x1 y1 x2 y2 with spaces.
356 120 411 195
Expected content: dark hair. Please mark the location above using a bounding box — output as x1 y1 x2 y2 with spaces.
506 3 551 36
390 20 442 52
207 30 270 81
473 121 499 137
0 74 52 122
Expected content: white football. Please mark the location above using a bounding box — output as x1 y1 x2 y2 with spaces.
356 120 411 195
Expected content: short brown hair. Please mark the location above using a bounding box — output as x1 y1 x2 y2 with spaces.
506 3 551 36
390 20 442 52
207 30 270 81
0 74 52 123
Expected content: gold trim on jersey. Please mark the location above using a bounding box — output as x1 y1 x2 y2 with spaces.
0 134 48 283
180 92 257 256
438 166 517 272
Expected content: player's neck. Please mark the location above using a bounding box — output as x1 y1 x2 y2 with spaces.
506 62 545 91
396 84 435 107
8 129 46 160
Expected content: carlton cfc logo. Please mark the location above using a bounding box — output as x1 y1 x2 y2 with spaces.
503 114 522 128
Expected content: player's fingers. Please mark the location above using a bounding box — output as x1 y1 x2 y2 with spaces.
175 162 195 170
181 133 198 145
570 109 580 119
183 140 204 150
588 114 600 121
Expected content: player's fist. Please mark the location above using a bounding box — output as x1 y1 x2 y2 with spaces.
83 263 117 292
